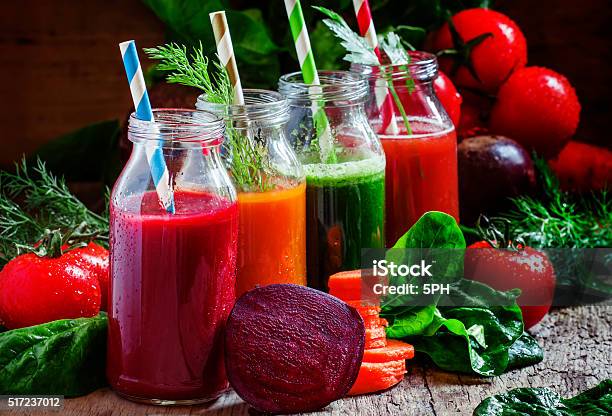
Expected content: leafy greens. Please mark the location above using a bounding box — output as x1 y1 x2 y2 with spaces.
0 313 108 396
382 212 543 376
473 379 612 415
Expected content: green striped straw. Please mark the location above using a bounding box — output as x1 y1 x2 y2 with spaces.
284 0 336 164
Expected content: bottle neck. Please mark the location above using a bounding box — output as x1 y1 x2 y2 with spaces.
195 89 289 130
127 109 225 149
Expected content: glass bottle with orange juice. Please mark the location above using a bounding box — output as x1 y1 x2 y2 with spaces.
197 90 306 296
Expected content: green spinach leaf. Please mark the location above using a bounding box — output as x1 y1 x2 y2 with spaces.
507 332 544 370
0 313 107 397
405 280 531 376
474 379 612 415
382 212 542 376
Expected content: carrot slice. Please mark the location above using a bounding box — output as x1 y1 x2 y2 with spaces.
328 269 386 304
365 326 386 343
328 270 362 301
365 337 387 349
346 301 381 315
362 339 415 363
348 360 406 396
363 315 388 328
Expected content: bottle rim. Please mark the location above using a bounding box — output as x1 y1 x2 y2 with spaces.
128 108 225 147
351 51 439 82
195 89 289 126
278 70 369 106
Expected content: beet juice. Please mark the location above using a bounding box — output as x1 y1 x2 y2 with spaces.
108 110 238 405
352 53 459 245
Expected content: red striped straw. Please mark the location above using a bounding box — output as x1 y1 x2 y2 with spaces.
353 0 399 135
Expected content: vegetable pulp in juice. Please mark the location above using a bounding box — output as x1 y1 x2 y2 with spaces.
236 182 306 296
305 158 385 290
108 191 238 402
380 122 459 246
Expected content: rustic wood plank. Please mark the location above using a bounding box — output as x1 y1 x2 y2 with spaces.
8 305 609 416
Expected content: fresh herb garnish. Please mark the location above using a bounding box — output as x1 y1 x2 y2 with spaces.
145 43 272 192
493 156 611 249
145 42 232 104
0 159 109 266
312 6 379 66
313 6 414 134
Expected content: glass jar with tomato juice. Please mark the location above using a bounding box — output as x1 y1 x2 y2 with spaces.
352 52 459 246
108 109 238 404
196 90 306 297
278 71 385 291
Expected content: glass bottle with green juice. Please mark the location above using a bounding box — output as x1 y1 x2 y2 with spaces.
279 71 385 291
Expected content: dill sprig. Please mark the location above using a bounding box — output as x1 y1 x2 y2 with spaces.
0 159 109 265
145 43 272 192
144 42 232 104
492 157 611 248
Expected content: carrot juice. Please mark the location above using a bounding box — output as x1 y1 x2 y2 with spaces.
236 182 306 296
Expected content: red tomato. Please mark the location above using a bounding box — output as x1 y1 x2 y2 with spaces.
490 67 581 159
433 71 462 127
0 252 101 329
548 141 612 192
465 241 556 329
63 242 109 310
429 8 527 93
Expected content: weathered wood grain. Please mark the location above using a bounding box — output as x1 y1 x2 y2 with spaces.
8 305 610 416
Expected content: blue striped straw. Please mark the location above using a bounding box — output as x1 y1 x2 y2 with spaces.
119 40 175 213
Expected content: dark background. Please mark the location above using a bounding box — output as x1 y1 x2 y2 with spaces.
0 0 609 171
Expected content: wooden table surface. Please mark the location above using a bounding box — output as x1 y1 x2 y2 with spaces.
8 305 611 416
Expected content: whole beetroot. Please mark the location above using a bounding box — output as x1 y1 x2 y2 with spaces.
459 135 536 224
225 284 365 414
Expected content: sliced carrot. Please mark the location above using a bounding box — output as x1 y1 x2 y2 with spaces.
346 301 380 313
328 270 363 301
362 339 415 363
365 326 386 343
348 360 406 396
365 337 387 349
328 269 386 304
363 316 387 327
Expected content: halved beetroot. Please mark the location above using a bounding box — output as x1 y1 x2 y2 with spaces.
362 339 415 363
225 284 365 414
348 360 406 396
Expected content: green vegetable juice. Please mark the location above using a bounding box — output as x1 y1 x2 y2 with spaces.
304 157 385 290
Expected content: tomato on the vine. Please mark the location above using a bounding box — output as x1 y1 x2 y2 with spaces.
429 8 527 93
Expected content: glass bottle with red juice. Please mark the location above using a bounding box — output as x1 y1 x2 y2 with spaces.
107 109 238 405
352 52 459 246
